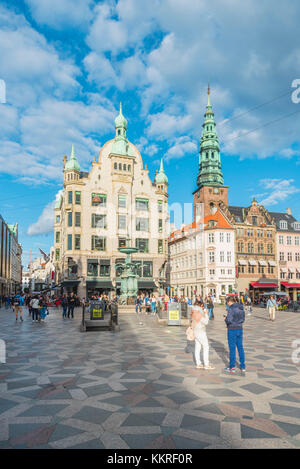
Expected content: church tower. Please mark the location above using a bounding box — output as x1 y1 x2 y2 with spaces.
193 86 228 220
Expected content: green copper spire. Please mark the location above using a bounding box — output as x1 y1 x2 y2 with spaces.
65 144 80 172
111 102 134 156
155 158 168 184
196 86 224 188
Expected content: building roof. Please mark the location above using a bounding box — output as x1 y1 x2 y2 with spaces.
155 159 168 184
269 211 300 233
65 144 80 172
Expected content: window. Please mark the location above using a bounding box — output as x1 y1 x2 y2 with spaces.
220 251 225 262
158 200 163 213
135 238 149 253
114 162 117 170
227 251 232 262
128 165 131 171
247 229 253 237
67 234 72 250
118 195 126 208
295 253 300 261
287 236 292 245
132 260 153 278
118 215 126 230
136 198 149 211
92 214 107 229
238 265 245 273
219 232 224 242
118 237 127 248
100 260 110 277
288 252 292 261
87 259 98 277
208 233 214 243
158 239 163 254
55 249 60 261
55 232 60 243
258 265 265 274
279 252 284 261
91 236 106 251
75 191 81 204
252 216 257 226
226 233 231 243
68 191 72 204
248 242 254 253
267 244 273 254
295 236 299 246
288 272 293 279
75 212 81 227
280 271 285 279
258 243 264 254
238 242 244 253
67 212 72 227
158 219 163 233
209 269 215 276
279 235 284 244
279 220 288 230
56 215 60 224
75 234 80 250
268 266 274 274
91 193 106 207
209 251 215 263
136 217 149 231
248 265 255 274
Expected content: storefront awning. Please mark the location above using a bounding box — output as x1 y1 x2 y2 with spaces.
138 280 157 289
250 281 278 289
268 261 276 266
281 282 300 289
248 259 257 266
258 260 267 266
280 268 288 273
238 259 247 265
288 267 295 273
86 280 113 288
62 280 80 287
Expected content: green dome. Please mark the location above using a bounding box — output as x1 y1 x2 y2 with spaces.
115 102 127 129
65 144 80 172
155 159 168 184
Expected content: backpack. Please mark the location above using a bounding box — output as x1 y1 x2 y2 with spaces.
14 296 20 306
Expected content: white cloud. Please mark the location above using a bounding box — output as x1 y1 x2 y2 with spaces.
27 190 63 235
24 0 95 30
258 179 300 206
165 136 197 162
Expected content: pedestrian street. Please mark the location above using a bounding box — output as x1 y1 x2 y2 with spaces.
0 305 299 449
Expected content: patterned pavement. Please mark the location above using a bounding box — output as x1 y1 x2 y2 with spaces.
0 304 299 449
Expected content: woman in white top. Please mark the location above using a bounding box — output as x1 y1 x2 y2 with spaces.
191 301 215 370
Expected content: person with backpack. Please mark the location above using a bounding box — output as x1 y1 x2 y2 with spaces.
224 297 246 374
267 295 277 321
30 295 40 322
13 293 24 322
61 294 68 319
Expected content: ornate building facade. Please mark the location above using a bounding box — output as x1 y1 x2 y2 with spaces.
0 217 22 295
54 105 169 298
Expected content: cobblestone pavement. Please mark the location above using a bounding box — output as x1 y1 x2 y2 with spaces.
0 304 299 449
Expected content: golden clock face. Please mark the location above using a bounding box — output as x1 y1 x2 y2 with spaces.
213 188 219 194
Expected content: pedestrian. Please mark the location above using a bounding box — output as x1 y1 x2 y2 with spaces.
224 297 246 374
267 295 277 322
67 292 76 318
191 300 215 370
13 293 24 322
135 295 142 313
30 296 40 323
61 294 68 319
246 296 252 315
151 295 157 315
206 295 215 320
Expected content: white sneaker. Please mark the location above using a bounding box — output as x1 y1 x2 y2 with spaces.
196 364 204 369
204 364 216 370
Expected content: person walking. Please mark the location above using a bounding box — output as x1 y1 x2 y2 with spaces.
61 294 68 319
206 295 215 320
267 295 277 321
246 296 252 315
67 292 76 318
151 295 157 315
30 296 40 323
224 297 246 374
13 293 24 322
191 301 215 370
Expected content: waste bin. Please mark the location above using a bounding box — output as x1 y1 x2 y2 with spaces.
167 303 181 326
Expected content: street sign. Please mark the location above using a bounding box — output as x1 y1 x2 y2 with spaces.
167 303 181 326
90 301 104 320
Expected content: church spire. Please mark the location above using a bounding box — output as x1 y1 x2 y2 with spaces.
196 86 224 189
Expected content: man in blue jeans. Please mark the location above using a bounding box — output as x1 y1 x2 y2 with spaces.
224 298 245 374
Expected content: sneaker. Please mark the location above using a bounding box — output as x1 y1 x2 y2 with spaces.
224 367 236 374
20 318 23 322
240 369 246 374
204 364 216 370
196 364 204 369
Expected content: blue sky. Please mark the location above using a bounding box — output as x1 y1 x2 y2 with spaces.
0 0 300 269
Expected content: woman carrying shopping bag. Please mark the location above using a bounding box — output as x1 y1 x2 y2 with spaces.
190 301 215 370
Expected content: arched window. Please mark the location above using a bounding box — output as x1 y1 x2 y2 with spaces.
128 165 131 171
114 162 117 169
206 152 209 159
123 164 126 170
118 129 121 135
119 163 122 170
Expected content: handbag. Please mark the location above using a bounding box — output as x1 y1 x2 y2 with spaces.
185 340 195 354
186 325 195 341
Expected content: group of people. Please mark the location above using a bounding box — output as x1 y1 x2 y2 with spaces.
187 295 246 374
135 294 158 314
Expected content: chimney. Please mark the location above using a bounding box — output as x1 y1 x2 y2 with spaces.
286 208 292 216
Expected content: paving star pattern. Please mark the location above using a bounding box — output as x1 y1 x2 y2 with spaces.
0 305 299 449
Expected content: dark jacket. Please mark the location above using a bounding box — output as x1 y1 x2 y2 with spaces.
225 303 245 330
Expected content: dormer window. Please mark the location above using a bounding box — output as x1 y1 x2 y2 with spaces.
292 222 300 231
279 220 288 230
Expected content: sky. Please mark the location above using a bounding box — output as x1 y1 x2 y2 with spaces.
0 0 300 269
